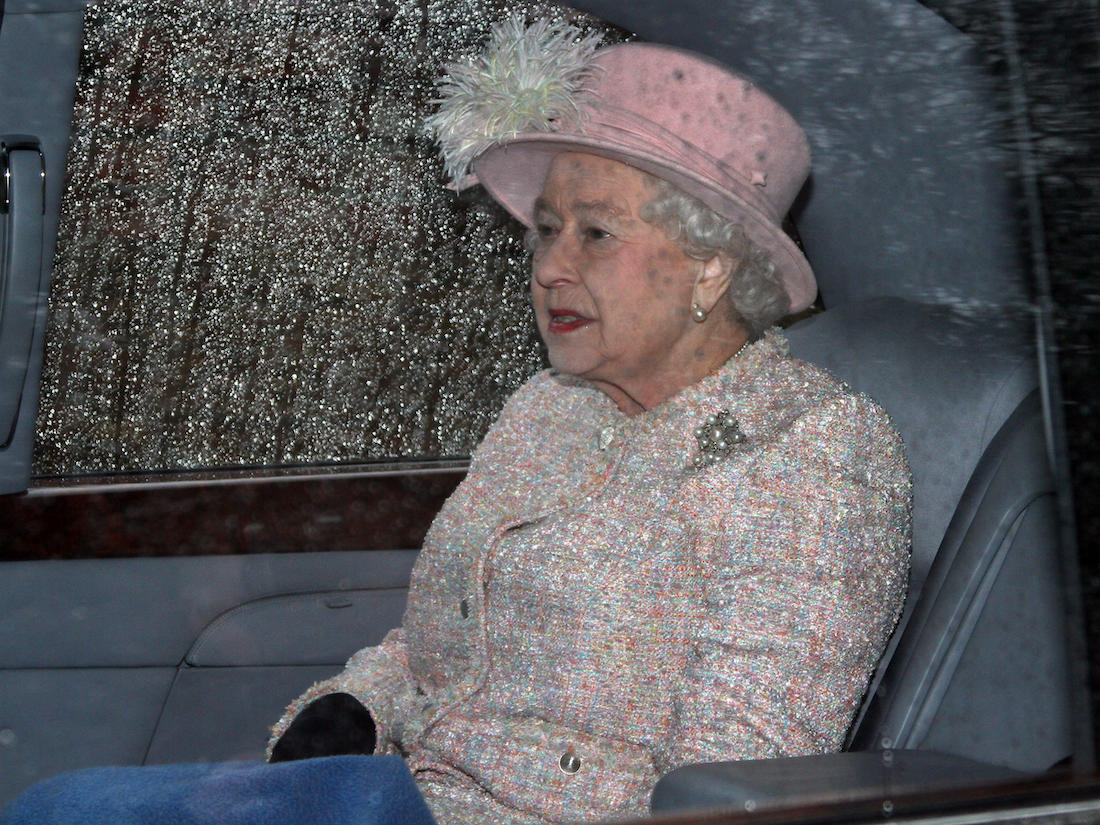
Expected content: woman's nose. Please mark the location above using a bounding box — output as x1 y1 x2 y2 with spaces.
531 233 579 289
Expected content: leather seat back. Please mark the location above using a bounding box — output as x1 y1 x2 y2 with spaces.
788 301 1074 770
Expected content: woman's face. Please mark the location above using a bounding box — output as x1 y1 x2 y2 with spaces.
530 152 737 414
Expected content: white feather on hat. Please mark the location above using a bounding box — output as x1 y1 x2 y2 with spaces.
427 16 604 187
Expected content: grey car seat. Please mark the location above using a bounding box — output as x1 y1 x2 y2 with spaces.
649 302 1072 811
798 303 1069 771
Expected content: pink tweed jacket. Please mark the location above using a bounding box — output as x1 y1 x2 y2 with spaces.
270 329 912 824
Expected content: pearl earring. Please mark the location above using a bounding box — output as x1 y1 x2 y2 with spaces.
691 302 708 323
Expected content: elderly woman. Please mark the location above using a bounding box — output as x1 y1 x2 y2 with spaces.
266 17 911 825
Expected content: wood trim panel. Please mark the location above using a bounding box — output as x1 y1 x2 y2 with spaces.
0 468 464 561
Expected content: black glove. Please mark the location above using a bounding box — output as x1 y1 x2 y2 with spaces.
269 692 377 762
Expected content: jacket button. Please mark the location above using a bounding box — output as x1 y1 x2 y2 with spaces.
559 752 581 774
459 598 469 619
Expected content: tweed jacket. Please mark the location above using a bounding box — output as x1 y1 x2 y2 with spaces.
270 329 912 825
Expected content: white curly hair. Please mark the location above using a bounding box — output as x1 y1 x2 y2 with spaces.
640 177 790 338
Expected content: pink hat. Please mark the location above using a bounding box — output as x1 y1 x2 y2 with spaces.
431 20 815 313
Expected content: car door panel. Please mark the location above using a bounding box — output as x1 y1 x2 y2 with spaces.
0 668 176 805
0 547 419 804
1 552 418 668
145 665 343 765
0 2 84 493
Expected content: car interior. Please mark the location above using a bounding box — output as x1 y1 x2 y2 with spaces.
0 0 1092 819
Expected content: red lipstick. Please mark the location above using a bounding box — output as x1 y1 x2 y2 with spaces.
547 309 592 333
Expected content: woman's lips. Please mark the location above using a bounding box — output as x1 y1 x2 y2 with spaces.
547 309 592 333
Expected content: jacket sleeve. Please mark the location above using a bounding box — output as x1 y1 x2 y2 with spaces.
655 393 911 772
266 626 421 758
264 371 561 761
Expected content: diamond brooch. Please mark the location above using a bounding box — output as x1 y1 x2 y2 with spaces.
692 409 746 468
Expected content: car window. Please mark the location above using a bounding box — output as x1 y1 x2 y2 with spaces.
32 0 628 479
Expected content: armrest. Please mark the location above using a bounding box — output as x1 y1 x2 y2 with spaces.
651 750 1026 813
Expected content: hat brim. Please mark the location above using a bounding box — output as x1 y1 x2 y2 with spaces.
472 134 816 314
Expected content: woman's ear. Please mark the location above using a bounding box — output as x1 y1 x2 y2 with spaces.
693 252 737 314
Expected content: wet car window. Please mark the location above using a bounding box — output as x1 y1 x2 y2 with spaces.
31 0 628 478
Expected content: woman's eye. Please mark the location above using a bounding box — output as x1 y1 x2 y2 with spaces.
585 227 611 241
536 223 558 239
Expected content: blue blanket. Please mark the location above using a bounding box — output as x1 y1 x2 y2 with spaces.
0 756 436 825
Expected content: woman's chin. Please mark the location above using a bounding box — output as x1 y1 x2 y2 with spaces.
545 350 598 380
